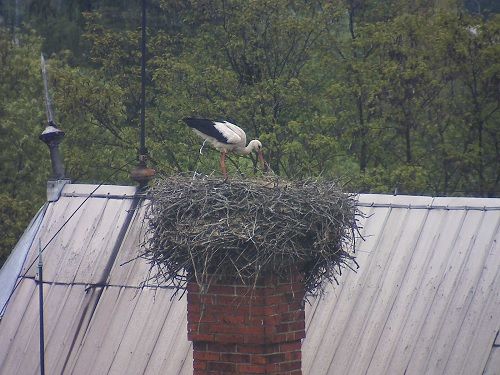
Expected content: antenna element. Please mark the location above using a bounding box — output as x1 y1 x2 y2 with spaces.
131 0 155 187
39 53 66 183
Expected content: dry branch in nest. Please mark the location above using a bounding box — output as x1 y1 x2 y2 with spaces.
141 175 362 296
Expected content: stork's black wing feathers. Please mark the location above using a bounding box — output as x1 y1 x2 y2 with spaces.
183 117 229 144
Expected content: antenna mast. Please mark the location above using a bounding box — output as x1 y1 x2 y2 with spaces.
41 54 55 124
37 239 46 375
131 0 155 187
140 0 147 156
39 53 66 183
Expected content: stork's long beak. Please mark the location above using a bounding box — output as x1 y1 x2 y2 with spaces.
258 150 266 171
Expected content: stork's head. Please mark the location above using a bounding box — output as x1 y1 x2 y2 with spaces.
248 140 265 169
248 140 263 152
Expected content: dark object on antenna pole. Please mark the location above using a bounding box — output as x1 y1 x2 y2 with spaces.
39 120 65 180
130 154 156 187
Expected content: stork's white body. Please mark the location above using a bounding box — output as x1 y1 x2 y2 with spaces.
192 121 247 153
183 118 264 178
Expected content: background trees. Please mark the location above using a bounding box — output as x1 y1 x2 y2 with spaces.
0 0 499 265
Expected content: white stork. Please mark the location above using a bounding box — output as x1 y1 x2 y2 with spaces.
183 117 265 178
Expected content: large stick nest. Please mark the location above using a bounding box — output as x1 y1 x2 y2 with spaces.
141 175 361 296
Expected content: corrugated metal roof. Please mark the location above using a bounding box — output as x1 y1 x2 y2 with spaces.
0 184 498 375
0 204 47 316
304 194 500 375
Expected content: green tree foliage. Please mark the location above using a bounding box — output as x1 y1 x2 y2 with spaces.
0 0 499 266
0 194 35 265
0 29 47 265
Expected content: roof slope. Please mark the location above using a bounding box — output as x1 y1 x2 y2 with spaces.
304 194 500 375
0 184 498 375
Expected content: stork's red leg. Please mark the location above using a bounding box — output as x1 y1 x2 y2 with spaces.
220 151 228 179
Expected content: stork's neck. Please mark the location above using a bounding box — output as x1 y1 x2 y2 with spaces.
241 140 260 155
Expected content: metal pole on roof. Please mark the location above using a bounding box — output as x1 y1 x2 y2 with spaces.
140 0 147 156
130 0 155 187
40 53 66 181
38 239 46 375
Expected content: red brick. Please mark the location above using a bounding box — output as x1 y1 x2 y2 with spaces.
276 304 290 313
288 321 305 331
187 302 201 313
266 294 286 305
239 326 265 335
207 323 236 334
200 294 215 304
243 334 266 345
187 293 201 304
245 319 265 329
246 305 266 315
279 342 302 352
263 305 278 315
198 304 231 313
221 314 245 324
188 333 214 342
193 369 211 375
193 369 222 375
211 324 263 336
267 333 287 344
201 312 223 323
193 342 207 351
205 342 238 353
187 283 201 293
284 292 299 303
276 282 304 294
281 310 305 322
214 333 244 344
279 360 301 371
187 311 201 321
193 351 220 361
206 284 236 295
275 323 290 333
236 364 267 373
234 344 257 353
285 300 304 311
220 352 251 363
193 360 206 370
251 354 267 365
265 363 280 373
284 351 301 361
287 331 305 341
235 285 259 294
230 294 265 305
267 353 286 364
206 361 236 372
263 315 280 326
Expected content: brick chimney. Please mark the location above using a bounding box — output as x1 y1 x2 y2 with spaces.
187 271 305 375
